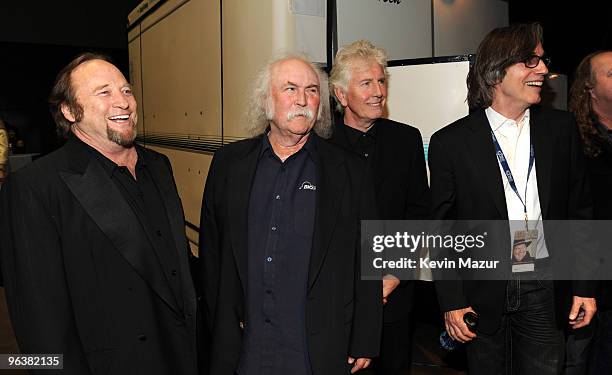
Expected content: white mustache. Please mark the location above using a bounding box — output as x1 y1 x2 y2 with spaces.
287 108 314 121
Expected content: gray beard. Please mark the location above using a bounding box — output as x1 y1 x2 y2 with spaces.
107 123 137 147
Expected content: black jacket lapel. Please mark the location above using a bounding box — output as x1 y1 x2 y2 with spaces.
466 110 508 218
60 140 181 315
308 139 346 291
371 120 387 195
530 108 553 219
330 123 352 151
142 150 196 314
227 139 261 295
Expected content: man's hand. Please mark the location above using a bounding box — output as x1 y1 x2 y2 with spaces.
382 275 400 305
569 296 597 329
444 307 477 343
348 356 371 373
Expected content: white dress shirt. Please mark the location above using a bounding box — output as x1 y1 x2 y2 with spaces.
486 107 549 259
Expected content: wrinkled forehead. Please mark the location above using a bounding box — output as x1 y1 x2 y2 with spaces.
271 58 320 87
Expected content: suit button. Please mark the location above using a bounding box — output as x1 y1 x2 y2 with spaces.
156 230 162 236
138 334 147 341
265 318 271 323
171 269 177 276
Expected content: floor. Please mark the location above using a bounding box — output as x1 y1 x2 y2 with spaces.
0 282 466 374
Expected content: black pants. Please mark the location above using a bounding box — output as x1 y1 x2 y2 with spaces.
373 314 413 375
466 275 564 375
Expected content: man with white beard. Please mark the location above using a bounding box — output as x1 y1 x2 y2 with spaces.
199 56 382 375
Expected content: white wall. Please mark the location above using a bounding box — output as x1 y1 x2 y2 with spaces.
386 61 470 159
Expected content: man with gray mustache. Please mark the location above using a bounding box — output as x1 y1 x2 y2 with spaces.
287 108 314 121
199 55 382 374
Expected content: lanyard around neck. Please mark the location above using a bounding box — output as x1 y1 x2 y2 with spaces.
490 130 535 224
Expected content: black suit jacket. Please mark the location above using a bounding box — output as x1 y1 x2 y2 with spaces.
587 137 612 310
428 107 594 333
329 118 430 322
0 137 198 375
199 133 382 375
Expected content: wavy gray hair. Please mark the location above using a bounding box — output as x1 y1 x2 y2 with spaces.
329 40 389 113
245 55 332 138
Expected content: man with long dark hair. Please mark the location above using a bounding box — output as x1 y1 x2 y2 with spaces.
429 23 596 374
569 50 612 375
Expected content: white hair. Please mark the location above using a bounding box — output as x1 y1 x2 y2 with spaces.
329 40 389 113
245 55 332 138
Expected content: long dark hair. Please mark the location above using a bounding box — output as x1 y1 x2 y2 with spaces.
569 50 612 158
467 23 543 109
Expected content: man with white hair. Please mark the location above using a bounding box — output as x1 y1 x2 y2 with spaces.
199 56 382 375
329 40 430 375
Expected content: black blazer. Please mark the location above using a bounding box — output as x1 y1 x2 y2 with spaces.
199 133 382 375
588 140 612 220
587 139 612 310
0 138 198 375
428 107 594 333
329 118 430 322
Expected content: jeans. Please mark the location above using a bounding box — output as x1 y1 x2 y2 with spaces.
588 310 612 375
466 271 565 375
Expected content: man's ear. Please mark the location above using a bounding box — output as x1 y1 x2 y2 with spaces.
334 86 348 108
60 103 76 123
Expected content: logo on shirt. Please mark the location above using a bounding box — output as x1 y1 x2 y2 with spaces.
299 181 317 191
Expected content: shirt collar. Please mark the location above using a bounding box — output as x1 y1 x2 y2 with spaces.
72 135 144 176
343 121 377 146
260 130 318 161
486 107 530 133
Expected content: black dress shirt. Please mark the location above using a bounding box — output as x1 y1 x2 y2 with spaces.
238 134 317 375
343 122 377 162
83 140 183 310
